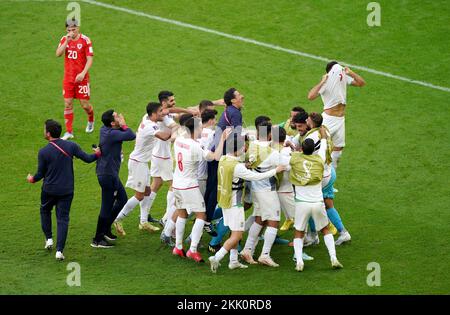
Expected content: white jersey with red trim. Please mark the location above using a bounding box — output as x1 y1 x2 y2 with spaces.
319 63 354 110
198 127 215 180
129 115 159 163
152 114 175 159
173 137 211 189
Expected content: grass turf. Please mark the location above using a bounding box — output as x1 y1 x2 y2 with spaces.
0 0 449 294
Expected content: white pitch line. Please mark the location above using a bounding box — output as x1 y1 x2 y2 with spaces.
82 0 450 93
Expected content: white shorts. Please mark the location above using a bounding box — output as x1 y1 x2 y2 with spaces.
173 188 205 213
294 201 329 232
125 159 150 193
150 156 173 181
278 192 295 220
252 191 281 222
322 112 345 148
223 206 245 232
198 178 207 197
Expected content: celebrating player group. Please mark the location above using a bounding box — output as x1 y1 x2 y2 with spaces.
28 19 365 273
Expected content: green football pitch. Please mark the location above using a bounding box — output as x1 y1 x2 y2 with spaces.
1 0 449 294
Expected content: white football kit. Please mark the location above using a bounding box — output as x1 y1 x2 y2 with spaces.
126 115 160 193
172 137 213 213
151 115 175 181
198 127 215 196
249 140 282 222
320 63 354 148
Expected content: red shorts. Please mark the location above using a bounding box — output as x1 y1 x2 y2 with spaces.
63 80 90 100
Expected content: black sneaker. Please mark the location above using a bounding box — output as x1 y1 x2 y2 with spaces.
204 223 218 237
208 243 222 253
104 232 117 242
147 214 160 224
91 239 114 248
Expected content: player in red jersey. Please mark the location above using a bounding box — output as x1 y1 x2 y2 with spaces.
56 19 95 140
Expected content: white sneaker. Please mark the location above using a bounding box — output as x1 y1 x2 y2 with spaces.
44 238 53 250
258 254 279 267
55 251 65 261
331 256 343 269
240 249 258 265
293 252 315 262
85 121 94 133
303 234 320 247
228 261 249 270
61 132 74 140
335 231 351 246
333 188 339 193
208 256 220 273
295 262 304 272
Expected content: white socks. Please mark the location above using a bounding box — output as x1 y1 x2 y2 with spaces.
115 196 140 222
293 238 304 264
162 191 175 224
230 249 238 263
175 217 187 250
163 219 176 238
324 233 337 260
331 151 342 169
139 196 151 224
244 215 256 232
189 219 205 253
214 247 228 262
244 222 263 252
261 227 278 256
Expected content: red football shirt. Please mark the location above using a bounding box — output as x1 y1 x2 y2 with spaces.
59 34 94 83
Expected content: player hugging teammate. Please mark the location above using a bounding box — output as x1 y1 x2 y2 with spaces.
31 19 365 270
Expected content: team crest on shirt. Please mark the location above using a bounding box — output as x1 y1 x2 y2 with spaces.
77 43 83 49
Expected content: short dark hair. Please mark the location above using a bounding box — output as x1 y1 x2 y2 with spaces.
199 100 214 112
201 109 217 124
326 61 339 73
272 126 286 143
184 117 201 135
302 138 315 155
147 102 162 116
254 115 271 128
309 112 323 128
291 106 305 113
45 119 62 138
292 111 308 124
223 88 237 106
226 132 245 154
65 19 79 28
158 90 174 103
101 109 115 127
179 113 194 126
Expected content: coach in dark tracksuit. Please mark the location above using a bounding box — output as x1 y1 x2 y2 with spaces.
91 110 135 248
27 119 100 260
204 88 244 235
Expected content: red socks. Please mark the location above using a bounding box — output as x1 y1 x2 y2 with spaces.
83 105 94 123
64 109 74 134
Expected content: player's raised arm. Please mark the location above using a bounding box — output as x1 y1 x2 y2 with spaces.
308 74 328 100
206 128 233 161
56 34 70 57
345 67 366 87
155 130 172 141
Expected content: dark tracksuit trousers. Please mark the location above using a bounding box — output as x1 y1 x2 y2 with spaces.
204 160 219 222
40 191 73 252
94 175 128 242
